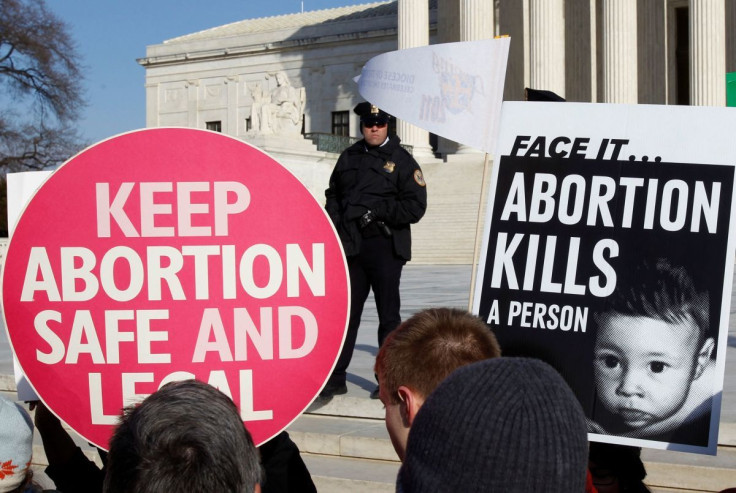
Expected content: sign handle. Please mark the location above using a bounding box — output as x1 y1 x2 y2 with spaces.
468 152 491 312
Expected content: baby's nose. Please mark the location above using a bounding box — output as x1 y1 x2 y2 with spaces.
615 368 645 397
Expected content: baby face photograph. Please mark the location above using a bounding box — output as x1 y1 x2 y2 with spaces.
589 258 716 446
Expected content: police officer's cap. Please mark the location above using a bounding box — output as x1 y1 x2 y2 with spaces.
354 102 391 126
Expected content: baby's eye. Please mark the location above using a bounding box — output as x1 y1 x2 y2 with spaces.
650 361 667 373
602 355 619 369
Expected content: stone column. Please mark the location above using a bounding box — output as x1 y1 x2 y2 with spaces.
690 0 726 106
455 0 495 154
459 0 494 41
602 0 638 103
529 0 565 97
398 0 434 159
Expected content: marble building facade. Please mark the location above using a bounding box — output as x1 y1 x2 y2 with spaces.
138 0 736 158
137 0 736 264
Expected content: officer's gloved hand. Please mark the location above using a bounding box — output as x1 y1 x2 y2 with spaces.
359 210 376 229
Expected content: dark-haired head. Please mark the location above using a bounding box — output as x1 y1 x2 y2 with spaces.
104 380 261 493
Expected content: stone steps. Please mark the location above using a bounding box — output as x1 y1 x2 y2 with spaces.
291 400 399 492
644 448 736 492
302 454 397 493
409 155 490 265
289 414 395 461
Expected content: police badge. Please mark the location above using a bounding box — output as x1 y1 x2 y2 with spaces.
383 161 396 173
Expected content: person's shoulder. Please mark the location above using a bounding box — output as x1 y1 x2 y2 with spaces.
394 146 414 161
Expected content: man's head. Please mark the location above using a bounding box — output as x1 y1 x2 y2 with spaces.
104 380 261 493
593 258 714 432
398 357 589 493
354 101 390 146
374 307 501 460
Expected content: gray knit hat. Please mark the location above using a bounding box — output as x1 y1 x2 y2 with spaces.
397 357 588 493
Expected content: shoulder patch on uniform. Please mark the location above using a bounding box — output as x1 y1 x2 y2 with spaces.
383 161 396 173
414 169 426 187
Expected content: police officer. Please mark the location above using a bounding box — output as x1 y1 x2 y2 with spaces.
322 102 427 400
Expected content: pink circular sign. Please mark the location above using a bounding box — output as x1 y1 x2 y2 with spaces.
3 128 349 448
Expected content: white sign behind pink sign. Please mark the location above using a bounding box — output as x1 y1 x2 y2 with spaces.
2 128 349 448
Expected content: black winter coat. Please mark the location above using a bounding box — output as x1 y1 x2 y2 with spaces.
325 136 427 260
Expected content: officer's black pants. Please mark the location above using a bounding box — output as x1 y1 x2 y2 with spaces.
329 235 405 387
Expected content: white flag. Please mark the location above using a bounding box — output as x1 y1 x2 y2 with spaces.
356 38 510 154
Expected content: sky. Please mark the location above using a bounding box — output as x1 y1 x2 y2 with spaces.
46 0 371 144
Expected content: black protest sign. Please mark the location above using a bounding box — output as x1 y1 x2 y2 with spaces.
473 103 736 455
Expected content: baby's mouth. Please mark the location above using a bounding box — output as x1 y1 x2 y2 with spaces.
617 408 654 427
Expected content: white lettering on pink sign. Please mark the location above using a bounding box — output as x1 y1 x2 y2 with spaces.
3 129 349 448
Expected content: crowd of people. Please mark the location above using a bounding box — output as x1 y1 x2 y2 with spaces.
4 305 726 492
0 306 667 493
3 290 735 492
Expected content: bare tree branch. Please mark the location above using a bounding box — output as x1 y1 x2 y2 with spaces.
0 0 87 172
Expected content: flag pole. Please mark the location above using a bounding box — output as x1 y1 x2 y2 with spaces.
468 151 491 312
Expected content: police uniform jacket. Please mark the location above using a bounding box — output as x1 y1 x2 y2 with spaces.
325 135 427 261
